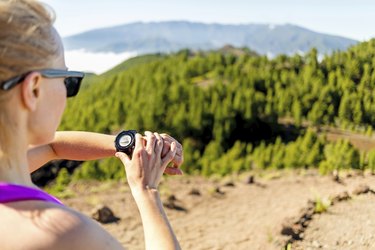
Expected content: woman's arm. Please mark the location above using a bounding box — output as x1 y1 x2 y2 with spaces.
132 188 181 250
116 132 181 250
27 131 116 173
28 131 184 174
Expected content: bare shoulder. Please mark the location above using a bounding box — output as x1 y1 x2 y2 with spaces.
0 201 125 250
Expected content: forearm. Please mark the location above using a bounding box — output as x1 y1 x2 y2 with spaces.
133 188 181 250
51 131 116 161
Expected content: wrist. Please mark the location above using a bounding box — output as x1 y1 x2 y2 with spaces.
131 185 160 203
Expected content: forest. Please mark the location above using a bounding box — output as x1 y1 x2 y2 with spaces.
33 39 375 185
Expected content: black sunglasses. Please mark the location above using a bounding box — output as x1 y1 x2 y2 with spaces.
0 69 84 97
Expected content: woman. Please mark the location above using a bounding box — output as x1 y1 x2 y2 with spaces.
0 0 183 249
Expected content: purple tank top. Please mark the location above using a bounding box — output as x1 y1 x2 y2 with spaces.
0 182 63 205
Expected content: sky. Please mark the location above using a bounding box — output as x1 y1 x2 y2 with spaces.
43 0 375 41
42 0 375 74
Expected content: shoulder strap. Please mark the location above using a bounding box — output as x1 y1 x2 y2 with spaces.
0 183 63 205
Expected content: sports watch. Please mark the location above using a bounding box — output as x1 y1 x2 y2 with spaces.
114 130 137 158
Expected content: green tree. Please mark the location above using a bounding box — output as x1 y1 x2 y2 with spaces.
319 140 360 175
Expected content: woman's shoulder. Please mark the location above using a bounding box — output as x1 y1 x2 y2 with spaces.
0 200 124 250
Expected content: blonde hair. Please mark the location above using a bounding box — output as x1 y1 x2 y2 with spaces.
0 0 59 158
0 0 58 82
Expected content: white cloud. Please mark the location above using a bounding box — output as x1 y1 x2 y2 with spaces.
268 24 276 30
64 49 138 75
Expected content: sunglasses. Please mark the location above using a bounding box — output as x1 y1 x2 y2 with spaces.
0 69 85 97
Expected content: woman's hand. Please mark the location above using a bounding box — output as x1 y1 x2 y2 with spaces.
141 132 184 176
115 132 177 193
160 133 184 175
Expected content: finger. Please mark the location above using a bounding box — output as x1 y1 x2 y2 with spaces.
162 141 177 167
135 133 145 151
153 132 163 156
160 133 182 149
115 152 131 167
163 141 183 166
144 131 156 154
160 138 183 159
172 154 184 167
161 140 171 157
164 167 184 175
175 146 183 157
159 134 183 165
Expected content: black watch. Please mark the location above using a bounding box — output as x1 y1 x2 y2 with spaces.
114 130 137 157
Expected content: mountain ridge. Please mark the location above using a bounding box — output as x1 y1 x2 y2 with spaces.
63 20 358 56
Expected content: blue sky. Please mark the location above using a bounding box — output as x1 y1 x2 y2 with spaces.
43 0 375 41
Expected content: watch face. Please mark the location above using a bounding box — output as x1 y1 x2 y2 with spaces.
119 135 132 147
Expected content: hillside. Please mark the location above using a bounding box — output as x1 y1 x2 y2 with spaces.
63 21 357 56
102 53 165 76
32 39 375 185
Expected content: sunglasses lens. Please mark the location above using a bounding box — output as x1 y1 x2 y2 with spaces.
64 77 82 97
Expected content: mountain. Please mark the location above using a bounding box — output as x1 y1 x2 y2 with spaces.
63 21 358 56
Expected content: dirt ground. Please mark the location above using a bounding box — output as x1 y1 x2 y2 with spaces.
292 192 375 250
60 170 375 250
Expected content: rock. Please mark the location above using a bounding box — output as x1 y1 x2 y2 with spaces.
163 195 187 212
92 205 120 224
331 191 351 204
332 174 340 183
280 222 303 240
223 181 235 187
215 187 225 195
188 188 201 196
332 170 340 183
280 224 294 236
167 194 177 202
295 207 314 225
245 175 255 184
352 185 371 195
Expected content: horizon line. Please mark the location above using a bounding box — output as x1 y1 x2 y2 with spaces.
62 20 359 41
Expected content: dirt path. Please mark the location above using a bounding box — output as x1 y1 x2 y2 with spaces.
61 172 375 250
279 117 375 152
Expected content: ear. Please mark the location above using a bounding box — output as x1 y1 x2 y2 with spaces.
20 72 42 111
